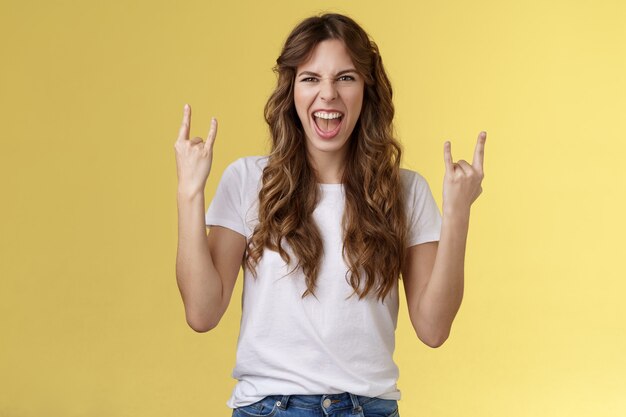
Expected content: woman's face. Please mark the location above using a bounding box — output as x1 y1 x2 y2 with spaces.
293 39 365 161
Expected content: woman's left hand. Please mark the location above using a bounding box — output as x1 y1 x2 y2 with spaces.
442 131 486 216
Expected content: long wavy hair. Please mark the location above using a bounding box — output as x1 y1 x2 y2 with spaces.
245 13 407 303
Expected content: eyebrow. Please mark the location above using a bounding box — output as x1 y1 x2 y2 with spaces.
296 69 358 77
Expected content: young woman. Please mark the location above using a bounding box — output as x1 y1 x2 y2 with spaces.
175 13 486 417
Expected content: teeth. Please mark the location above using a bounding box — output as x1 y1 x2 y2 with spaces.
313 111 342 120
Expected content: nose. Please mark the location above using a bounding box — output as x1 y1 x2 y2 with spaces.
319 78 337 102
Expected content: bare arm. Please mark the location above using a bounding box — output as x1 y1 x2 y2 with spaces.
402 213 468 348
402 131 486 348
175 190 245 332
173 104 246 332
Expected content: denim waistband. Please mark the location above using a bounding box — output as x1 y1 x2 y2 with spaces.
267 392 377 412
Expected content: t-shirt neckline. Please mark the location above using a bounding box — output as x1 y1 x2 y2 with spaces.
317 183 344 190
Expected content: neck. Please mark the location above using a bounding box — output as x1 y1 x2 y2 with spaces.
306 147 347 184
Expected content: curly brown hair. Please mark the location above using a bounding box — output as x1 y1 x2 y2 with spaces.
245 13 407 303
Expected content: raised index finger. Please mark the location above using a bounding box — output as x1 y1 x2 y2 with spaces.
177 104 191 142
204 117 218 150
472 131 486 173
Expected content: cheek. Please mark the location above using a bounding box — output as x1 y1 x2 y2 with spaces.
347 89 364 116
293 88 310 118
294 85 313 105
340 83 364 106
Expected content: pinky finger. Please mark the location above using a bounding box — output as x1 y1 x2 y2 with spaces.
444 141 454 172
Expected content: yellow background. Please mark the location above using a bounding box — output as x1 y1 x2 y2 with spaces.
1 0 624 416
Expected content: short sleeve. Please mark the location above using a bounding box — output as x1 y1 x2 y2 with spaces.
205 160 246 237
404 170 443 247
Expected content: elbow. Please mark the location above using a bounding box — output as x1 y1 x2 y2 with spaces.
185 313 219 333
413 311 456 348
416 327 450 348
188 321 216 333
424 335 447 348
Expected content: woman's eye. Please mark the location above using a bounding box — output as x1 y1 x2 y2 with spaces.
338 75 355 81
301 77 317 82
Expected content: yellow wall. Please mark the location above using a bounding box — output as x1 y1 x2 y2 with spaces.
1 0 624 416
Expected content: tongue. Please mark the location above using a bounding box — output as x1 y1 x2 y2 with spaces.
315 116 341 132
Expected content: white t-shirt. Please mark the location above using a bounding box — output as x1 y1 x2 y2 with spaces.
205 156 442 409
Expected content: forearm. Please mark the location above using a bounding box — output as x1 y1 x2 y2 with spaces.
417 209 470 345
176 189 222 331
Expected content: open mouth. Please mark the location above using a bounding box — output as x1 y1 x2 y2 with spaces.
312 111 344 139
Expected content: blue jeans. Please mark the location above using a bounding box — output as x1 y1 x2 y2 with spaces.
232 392 399 417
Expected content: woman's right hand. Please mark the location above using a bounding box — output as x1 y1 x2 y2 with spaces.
174 104 218 196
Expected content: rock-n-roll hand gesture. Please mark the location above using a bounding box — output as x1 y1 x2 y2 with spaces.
442 131 486 216
174 104 218 196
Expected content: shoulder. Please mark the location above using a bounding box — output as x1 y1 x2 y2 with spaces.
399 167 429 192
399 167 441 229
222 155 268 179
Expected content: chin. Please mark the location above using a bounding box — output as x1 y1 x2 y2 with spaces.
305 132 350 154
